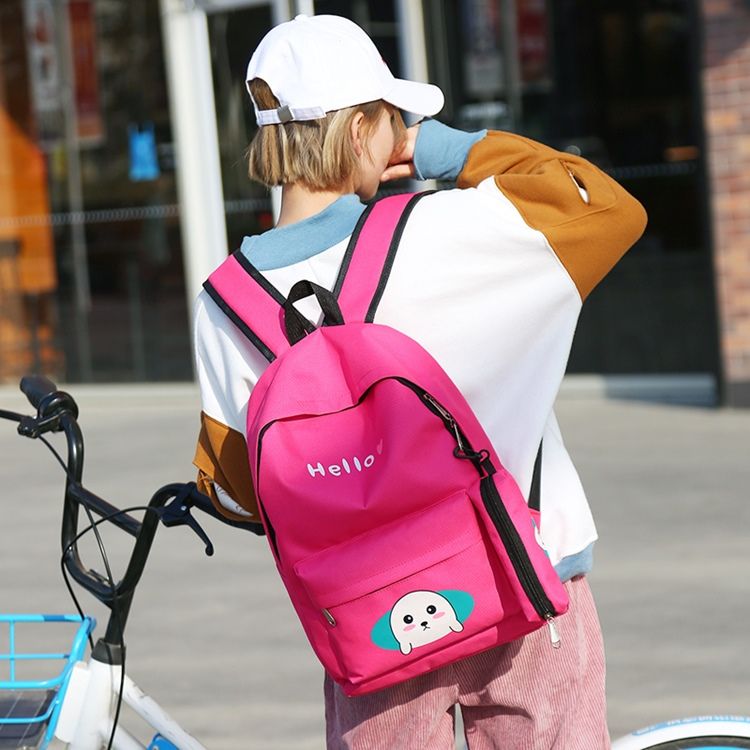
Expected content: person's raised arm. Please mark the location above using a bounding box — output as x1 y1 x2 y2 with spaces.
384 120 647 300
457 129 647 299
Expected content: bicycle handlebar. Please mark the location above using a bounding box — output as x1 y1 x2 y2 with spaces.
20 374 79 420
20 374 58 408
64 481 213 643
6 375 219 643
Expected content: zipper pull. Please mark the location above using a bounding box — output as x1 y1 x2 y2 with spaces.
323 609 336 627
546 615 561 649
422 393 465 452
422 392 453 423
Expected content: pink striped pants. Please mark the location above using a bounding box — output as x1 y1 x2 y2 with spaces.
324 575 609 749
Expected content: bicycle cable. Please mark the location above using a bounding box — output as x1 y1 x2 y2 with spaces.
38 432 133 750
61 505 160 750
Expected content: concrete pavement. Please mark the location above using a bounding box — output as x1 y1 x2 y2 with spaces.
1 382 748 748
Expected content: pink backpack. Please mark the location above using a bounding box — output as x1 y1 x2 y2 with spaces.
205 192 569 696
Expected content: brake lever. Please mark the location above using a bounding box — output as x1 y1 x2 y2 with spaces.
153 492 215 557
17 414 62 439
16 386 79 438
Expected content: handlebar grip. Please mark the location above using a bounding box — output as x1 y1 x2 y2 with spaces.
20 375 58 409
19 375 79 421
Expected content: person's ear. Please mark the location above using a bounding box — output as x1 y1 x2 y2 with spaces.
350 111 366 157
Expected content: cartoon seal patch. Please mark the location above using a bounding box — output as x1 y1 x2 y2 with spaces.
388 590 464 655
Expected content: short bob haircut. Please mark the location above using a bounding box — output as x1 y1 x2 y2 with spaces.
246 78 406 192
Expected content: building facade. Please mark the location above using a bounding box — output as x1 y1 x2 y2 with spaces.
0 0 748 405
702 0 750 406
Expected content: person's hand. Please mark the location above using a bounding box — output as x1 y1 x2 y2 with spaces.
381 123 421 182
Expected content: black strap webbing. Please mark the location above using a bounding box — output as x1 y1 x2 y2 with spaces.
528 441 543 513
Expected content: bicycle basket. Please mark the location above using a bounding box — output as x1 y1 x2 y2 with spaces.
0 615 95 750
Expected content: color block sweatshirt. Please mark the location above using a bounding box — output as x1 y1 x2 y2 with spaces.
192 120 647 581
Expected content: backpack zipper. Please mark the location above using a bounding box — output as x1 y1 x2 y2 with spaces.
394 379 492 472
256 377 561 640
479 475 559 636
256 420 281 561
422 392 467 453
255 381 480 562
398 379 561 638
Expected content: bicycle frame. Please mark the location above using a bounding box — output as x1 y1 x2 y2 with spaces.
0 377 220 749
55 662 206 750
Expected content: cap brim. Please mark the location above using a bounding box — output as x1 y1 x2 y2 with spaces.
384 78 444 118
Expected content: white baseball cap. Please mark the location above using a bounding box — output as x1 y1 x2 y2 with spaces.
246 14 444 126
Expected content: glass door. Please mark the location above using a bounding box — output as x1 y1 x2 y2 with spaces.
1 0 191 382
424 0 719 376
207 2 277 253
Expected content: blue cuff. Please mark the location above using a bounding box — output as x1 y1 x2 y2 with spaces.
554 542 595 583
413 119 487 182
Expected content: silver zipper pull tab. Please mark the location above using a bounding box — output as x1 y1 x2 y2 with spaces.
323 609 336 627
423 392 452 422
423 393 465 452
546 616 561 648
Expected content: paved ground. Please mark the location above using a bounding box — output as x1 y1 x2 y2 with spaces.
1 382 748 749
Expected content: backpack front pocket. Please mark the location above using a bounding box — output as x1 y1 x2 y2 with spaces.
293 488 515 687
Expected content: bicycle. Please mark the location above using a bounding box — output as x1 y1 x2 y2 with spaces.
0 376 250 750
2 376 750 750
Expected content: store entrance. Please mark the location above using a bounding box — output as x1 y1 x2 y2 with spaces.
426 0 719 376
554 0 718 375
0 0 191 382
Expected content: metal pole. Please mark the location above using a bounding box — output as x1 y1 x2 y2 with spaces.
270 0 295 223
395 0 436 191
395 0 430 121
55 0 93 381
272 0 293 25
294 0 314 16
159 0 229 350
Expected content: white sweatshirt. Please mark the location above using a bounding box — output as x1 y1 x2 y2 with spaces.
193 121 647 579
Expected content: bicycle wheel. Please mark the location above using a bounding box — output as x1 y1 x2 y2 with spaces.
612 717 750 750
641 740 750 749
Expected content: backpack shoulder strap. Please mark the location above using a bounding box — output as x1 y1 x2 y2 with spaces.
337 191 545 515
529 441 543 514
204 190 432 359
203 251 289 363
336 191 432 323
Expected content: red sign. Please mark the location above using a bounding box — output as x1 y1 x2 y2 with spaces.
68 0 104 142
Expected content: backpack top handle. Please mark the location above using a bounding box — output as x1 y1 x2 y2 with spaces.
283 280 345 345
204 191 430 362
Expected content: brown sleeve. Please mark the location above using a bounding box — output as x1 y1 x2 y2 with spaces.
457 131 648 300
193 411 260 524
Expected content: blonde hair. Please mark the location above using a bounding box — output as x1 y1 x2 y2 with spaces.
246 79 406 191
